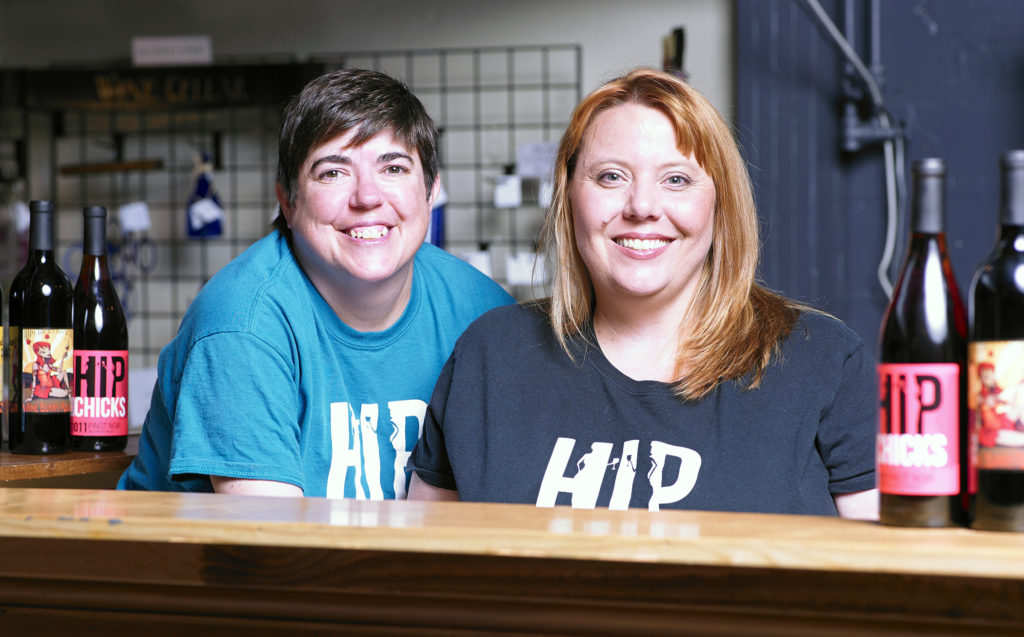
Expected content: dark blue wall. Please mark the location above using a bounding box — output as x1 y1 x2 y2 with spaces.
736 0 1024 348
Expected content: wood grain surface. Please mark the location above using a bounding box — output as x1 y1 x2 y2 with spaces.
1 488 1023 634
0 436 138 482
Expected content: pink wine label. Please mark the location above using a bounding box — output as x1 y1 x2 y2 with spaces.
969 341 1024 472
72 349 129 437
22 328 73 414
877 363 960 495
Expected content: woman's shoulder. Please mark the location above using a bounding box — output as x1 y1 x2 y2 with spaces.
178 232 306 338
794 309 866 344
783 308 871 364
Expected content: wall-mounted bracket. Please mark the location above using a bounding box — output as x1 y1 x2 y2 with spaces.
842 107 906 153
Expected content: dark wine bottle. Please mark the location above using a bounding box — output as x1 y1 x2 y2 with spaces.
969 149 1024 532
0 258 3 438
8 200 74 454
877 158 969 527
7 242 29 450
72 205 129 451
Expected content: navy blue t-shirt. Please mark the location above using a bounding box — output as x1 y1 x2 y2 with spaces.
408 304 876 514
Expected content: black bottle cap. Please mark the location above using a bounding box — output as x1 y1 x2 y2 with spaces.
29 199 54 214
84 205 107 218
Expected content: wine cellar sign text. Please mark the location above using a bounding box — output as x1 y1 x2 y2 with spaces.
93 72 247 108
22 63 322 111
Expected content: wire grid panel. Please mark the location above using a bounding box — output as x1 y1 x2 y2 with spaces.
46 106 280 367
21 44 580 366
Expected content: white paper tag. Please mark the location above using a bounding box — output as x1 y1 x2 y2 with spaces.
459 250 493 278
516 142 558 179
119 201 152 233
13 200 30 234
188 198 225 230
506 252 546 287
493 174 522 208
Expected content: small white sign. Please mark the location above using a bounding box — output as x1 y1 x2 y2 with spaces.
493 174 522 208
459 250 493 278
188 198 225 231
132 35 213 67
516 142 558 179
119 201 152 233
128 366 159 432
13 200 30 234
506 252 547 287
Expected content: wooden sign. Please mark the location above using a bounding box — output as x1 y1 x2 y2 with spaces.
22 62 323 111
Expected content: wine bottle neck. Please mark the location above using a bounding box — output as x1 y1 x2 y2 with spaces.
28 209 55 252
1001 161 1024 226
83 214 108 256
911 173 946 235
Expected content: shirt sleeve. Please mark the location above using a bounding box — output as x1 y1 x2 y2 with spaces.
818 339 878 494
406 354 458 490
167 331 305 490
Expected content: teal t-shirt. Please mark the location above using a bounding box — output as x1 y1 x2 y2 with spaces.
118 230 514 498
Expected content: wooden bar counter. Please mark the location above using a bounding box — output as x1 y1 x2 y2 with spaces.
0 436 138 488
1 489 1024 635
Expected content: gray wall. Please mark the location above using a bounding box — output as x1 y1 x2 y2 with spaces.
0 0 735 111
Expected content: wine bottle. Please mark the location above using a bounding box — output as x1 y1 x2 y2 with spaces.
8 242 29 450
72 205 129 451
969 149 1024 532
8 200 74 454
0 262 3 439
877 157 969 527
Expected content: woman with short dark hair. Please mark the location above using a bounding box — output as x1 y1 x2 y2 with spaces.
119 68 513 498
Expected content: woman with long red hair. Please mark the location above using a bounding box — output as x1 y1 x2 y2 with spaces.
408 68 878 519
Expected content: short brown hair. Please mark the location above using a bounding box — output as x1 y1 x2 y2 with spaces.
273 67 438 234
539 67 799 400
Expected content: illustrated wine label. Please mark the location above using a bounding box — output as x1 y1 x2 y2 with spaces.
969 340 1024 472
72 349 129 437
22 328 74 414
877 363 960 495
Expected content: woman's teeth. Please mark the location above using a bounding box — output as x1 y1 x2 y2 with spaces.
348 227 390 239
615 237 668 250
